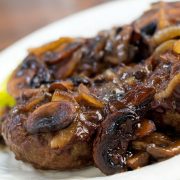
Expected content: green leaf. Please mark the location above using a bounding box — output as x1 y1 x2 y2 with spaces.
0 78 16 107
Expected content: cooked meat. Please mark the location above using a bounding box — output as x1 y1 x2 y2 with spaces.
7 24 149 99
1 1 180 175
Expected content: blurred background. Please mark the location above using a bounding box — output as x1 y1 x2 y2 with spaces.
0 0 109 51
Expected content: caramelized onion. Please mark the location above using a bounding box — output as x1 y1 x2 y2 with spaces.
60 81 74 90
50 122 77 149
127 152 149 169
28 37 73 56
135 119 156 138
173 40 180 54
132 132 172 151
152 25 180 46
155 74 180 100
154 40 176 56
49 81 74 92
157 8 170 30
51 90 78 107
42 42 82 65
57 50 82 79
49 82 68 92
7 75 27 98
23 95 45 111
78 84 104 108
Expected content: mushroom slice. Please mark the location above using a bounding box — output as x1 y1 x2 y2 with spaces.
42 41 82 65
93 86 155 175
132 132 172 151
147 140 180 159
23 95 45 111
49 82 68 92
50 121 77 149
51 90 78 108
26 101 77 134
56 50 82 79
127 152 150 169
49 81 74 92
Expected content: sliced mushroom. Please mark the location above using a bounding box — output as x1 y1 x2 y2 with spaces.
93 86 155 175
50 121 77 149
23 95 45 111
93 109 137 175
127 152 150 169
49 82 68 92
147 140 180 159
56 50 82 79
49 81 73 92
42 42 82 65
51 90 79 108
26 101 77 134
132 132 172 151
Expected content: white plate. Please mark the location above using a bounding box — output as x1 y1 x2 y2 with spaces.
0 0 179 179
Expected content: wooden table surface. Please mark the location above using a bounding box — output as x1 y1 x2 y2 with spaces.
0 0 108 51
